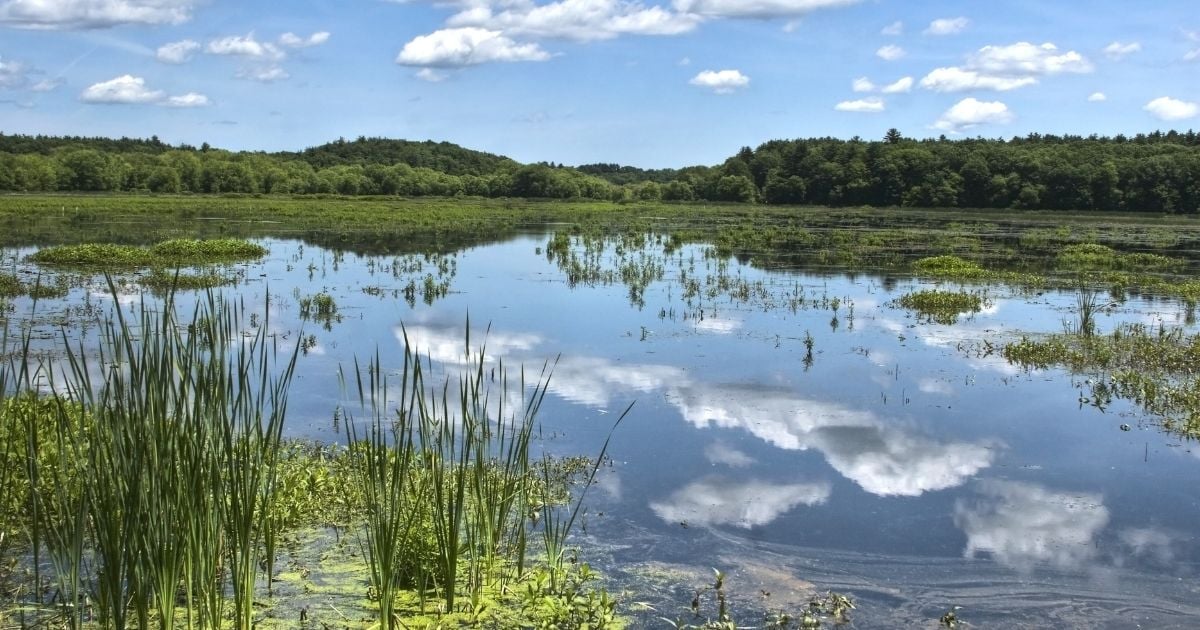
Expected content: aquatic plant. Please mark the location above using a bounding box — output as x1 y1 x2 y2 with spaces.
898 289 986 325
29 238 266 267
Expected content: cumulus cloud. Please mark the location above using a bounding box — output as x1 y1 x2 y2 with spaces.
447 0 700 42
1088 91 1107 102
79 74 164 104
279 31 331 48
689 68 749 93
920 42 1090 93
880 20 902 36
164 91 209 107
79 74 208 107
206 33 286 61
920 67 1037 92
932 97 1013 133
970 42 1093 75
1186 48 1200 62
1103 41 1141 59
880 75 913 93
650 476 832 529
156 39 200 64
1144 96 1199 121
955 480 1109 572
924 17 969 36
396 27 552 67
835 97 884 112
672 0 861 19
704 441 755 468
0 0 198 29
876 44 905 61
851 76 875 92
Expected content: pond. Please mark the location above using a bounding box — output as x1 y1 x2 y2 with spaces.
3 228 1199 628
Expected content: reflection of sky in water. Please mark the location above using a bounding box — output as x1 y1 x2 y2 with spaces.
6 234 1200 626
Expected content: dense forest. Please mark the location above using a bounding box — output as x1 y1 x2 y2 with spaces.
2 130 1198 212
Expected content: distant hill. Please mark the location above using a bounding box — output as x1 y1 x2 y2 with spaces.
292 137 519 176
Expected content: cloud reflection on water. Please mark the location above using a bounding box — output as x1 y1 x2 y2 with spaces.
649 476 832 529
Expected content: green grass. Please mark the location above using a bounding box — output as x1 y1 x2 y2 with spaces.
28 238 266 267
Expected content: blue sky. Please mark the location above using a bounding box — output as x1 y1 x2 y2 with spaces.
0 0 1197 167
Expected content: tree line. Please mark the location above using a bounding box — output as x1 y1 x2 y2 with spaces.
1 130 1198 212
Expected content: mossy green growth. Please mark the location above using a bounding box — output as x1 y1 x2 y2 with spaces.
1056 243 1183 272
29 238 266 267
912 255 1041 285
898 290 986 325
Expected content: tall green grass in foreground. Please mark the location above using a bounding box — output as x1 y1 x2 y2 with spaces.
1 284 299 629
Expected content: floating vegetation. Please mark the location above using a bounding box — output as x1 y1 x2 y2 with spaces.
658 568 855 629
0 272 69 299
299 292 341 330
1004 322 1200 438
898 289 987 325
912 255 1041 285
1056 243 1183 272
29 238 267 267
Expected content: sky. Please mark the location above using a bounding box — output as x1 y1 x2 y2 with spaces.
0 0 1197 168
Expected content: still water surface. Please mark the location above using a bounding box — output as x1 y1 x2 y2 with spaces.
4 232 1199 628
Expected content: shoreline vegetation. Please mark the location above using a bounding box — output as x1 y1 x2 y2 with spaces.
1 131 1197 212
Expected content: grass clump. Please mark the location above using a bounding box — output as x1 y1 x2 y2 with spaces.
898 289 986 325
0 273 68 299
29 238 266 268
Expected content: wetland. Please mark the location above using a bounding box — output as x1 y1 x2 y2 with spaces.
2 195 1200 628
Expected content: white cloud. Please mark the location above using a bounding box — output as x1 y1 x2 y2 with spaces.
279 31 331 48
851 76 875 92
80 74 164 104
650 476 832 529
1103 41 1141 59
920 67 1038 92
876 44 905 61
164 91 209 107
955 480 1109 572
236 66 290 82
1088 91 1107 102
396 27 552 67
672 0 861 19
880 20 902 36
881 75 913 93
678 56 691 65
448 0 700 42
415 68 449 82
689 68 749 94
0 55 30 88
932 97 1013 133
156 39 200 64
1184 49 1200 62
970 42 1093 75
0 0 198 29
206 33 286 61
1144 96 1199 121
30 77 64 92
924 17 969 36
921 41 1092 94
835 97 884 112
